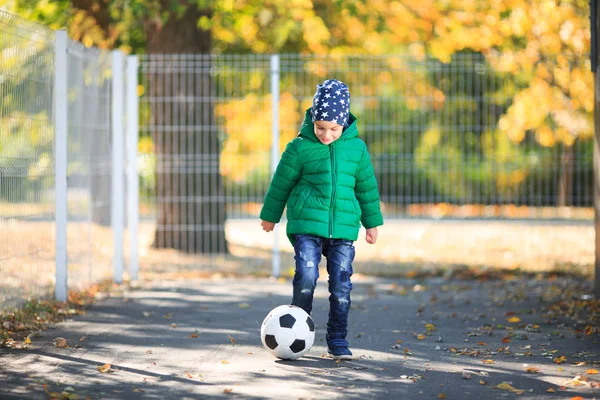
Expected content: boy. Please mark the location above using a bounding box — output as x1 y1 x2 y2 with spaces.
260 79 383 360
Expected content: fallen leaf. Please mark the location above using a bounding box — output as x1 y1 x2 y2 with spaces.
507 317 521 323
97 363 113 373
228 335 236 345
417 334 425 340
185 371 193 378
546 387 556 392
146 350 152 354
79 336 87 342
494 382 524 395
426 324 436 331
223 388 233 393
190 331 199 339
479 380 487 385
438 394 447 399
482 359 495 364
53 337 68 348
501 337 511 343
221 360 229 364
239 303 251 309
570 397 585 400
586 369 599 375
477 342 487 346
526 367 541 374
554 356 567 364
24 337 31 345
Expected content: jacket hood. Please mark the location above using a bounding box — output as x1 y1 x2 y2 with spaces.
298 108 358 143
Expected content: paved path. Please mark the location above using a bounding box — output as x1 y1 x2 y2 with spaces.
1 275 598 399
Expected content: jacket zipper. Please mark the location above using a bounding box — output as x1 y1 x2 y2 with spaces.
329 145 336 238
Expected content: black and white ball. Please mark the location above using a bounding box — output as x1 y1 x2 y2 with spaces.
260 305 315 360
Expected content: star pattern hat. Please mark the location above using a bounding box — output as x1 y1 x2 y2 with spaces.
311 79 351 127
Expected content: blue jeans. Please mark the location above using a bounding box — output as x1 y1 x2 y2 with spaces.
291 234 355 347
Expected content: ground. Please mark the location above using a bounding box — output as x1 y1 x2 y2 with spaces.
1 272 598 399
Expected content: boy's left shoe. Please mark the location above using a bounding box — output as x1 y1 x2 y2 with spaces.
327 345 354 360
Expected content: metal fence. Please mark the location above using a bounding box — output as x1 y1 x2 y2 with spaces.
0 10 595 309
138 54 594 277
0 11 135 309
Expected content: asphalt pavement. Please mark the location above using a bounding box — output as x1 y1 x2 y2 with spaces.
1 274 598 399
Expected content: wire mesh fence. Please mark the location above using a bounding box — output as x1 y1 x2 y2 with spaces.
138 54 594 277
65 39 114 292
0 8 595 309
0 11 56 308
0 11 124 309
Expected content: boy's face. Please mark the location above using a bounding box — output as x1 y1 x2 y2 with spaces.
314 120 343 145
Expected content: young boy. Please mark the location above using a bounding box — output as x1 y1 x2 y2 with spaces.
260 79 383 360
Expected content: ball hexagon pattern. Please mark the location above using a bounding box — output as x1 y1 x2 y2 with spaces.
260 305 315 360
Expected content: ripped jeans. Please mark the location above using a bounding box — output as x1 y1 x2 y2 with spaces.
291 234 355 347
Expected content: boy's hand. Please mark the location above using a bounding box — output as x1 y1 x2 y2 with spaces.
261 220 276 232
365 227 378 244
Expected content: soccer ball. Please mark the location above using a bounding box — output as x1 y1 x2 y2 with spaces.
260 305 315 360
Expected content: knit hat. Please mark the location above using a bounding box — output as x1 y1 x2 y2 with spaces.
311 79 351 127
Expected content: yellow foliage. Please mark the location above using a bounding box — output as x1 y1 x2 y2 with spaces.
216 92 301 182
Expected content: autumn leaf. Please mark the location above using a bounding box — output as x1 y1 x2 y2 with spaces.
185 371 193 378
477 342 487 346
223 388 233 394
97 363 113 373
501 337 512 343
438 394 447 399
417 334 425 340
506 316 521 323
426 323 436 331
228 335 236 345
494 382 525 395
24 336 31 345
554 356 567 364
53 337 68 348
482 359 495 364
526 366 541 374
586 369 599 375
546 387 556 392
221 360 229 364
479 380 487 385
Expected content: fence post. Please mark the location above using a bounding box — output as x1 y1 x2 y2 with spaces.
270 54 281 278
112 50 125 284
126 55 139 281
54 30 68 302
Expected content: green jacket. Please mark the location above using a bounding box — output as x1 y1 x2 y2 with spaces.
260 109 384 245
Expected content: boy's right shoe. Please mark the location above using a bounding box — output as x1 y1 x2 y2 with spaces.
327 345 354 360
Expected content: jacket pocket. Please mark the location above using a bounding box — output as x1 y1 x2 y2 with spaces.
290 186 312 219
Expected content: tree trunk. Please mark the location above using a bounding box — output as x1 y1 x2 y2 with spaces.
557 143 574 207
145 2 228 253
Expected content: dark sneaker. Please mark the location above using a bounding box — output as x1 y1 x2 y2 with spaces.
327 345 353 360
